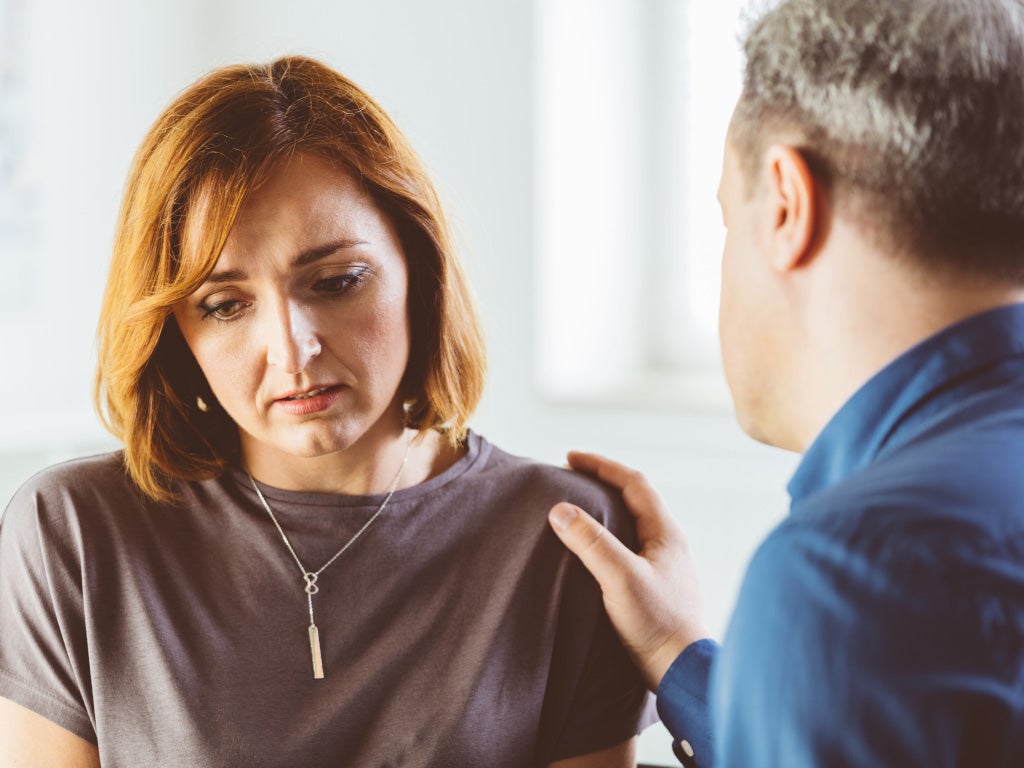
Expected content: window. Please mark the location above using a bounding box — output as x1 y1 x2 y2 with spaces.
536 0 744 405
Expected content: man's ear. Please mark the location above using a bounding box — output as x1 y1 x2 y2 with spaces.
762 144 818 273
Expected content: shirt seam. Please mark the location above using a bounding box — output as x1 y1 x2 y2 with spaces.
0 666 90 724
234 432 492 508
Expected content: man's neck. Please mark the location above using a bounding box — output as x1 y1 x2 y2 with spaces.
792 238 1024 451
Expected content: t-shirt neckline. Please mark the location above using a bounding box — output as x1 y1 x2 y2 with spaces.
225 430 487 509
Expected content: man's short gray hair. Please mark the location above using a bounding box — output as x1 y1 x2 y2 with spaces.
734 0 1024 278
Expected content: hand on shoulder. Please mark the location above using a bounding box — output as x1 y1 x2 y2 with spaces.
548 452 711 689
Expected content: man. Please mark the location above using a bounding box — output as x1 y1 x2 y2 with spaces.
548 1 1024 766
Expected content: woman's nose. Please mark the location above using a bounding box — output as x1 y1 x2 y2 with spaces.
265 301 322 374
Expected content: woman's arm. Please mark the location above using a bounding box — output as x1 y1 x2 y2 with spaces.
0 697 100 768
548 737 637 768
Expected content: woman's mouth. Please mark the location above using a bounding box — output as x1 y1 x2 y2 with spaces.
282 386 334 401
274 385 346 414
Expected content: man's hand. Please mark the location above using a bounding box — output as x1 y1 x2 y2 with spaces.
549 452 711 690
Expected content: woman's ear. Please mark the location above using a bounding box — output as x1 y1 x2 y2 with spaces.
762 144 818 273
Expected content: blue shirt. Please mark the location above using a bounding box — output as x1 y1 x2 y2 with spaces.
657 304 1024 767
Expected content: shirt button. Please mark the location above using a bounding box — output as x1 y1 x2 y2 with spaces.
679 739 695 758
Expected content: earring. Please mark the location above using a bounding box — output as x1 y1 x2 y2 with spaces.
196 395 209 413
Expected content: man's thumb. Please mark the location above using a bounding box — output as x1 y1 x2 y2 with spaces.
548 502 636 590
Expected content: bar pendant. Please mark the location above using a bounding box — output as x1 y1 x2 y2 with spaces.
309 623 325 679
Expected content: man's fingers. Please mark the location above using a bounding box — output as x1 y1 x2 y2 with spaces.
567 452 674 535
548 502 639 590
566 451 639 490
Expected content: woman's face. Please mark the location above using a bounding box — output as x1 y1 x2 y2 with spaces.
172 153 411 472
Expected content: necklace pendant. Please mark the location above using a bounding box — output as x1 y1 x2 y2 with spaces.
308 623 325 679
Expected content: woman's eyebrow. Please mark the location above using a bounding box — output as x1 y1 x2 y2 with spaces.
292 239 369 268
203 239 370 284
204 268 247 285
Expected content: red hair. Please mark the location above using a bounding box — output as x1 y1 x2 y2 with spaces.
96 56 486 500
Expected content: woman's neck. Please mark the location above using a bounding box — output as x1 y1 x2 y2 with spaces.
242 425 467 495
242 417 410 494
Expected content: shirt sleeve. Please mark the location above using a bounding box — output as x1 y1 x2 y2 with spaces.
710 519 1024 768
543 594 659 762
536 486 659 763
657 638 718 768
0 479 96 743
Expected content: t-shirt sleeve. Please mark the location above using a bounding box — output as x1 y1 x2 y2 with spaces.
545 599 658 761
0 478 96 743
712 519 1024 768
536 485 659 762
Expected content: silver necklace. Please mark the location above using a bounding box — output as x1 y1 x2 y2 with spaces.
248 440 411 680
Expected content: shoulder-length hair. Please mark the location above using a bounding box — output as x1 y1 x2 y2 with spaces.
96 55 486 501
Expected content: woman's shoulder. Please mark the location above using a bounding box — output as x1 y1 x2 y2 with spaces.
8 451 134 502
0 453 131 561
2 451 147 530
475 435 636 545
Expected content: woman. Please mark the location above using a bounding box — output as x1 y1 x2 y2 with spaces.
0 57 654 767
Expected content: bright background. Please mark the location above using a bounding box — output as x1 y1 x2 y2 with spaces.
0 0 797 762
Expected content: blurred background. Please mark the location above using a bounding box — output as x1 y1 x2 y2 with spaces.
0 0 796 761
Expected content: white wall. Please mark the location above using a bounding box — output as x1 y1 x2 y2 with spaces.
0 1 798 762
0 0 209 458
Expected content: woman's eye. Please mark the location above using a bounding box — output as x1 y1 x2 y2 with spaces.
314 272 364 294
201 300 247 321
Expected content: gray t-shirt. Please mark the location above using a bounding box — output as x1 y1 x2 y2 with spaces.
0 432 655 767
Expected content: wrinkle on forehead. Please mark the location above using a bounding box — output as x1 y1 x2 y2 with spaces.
217 153 385 271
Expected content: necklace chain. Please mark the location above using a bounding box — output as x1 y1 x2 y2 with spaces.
247 438 412 679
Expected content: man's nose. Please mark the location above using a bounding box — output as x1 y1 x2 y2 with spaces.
265 300 322 374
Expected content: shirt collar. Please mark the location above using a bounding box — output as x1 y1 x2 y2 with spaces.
787 302 1024 505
